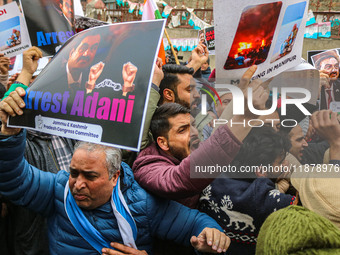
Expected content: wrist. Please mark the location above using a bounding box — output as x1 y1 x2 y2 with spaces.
16 70 33 86
329 142 340 160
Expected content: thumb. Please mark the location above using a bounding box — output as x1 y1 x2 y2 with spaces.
190 235 199 247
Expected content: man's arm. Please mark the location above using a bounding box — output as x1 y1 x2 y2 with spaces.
133 123 242 200
311 110 340 162
0 130 56 217
0 47 56 216
133 66 268 200
186 43 209 72
147 194 229 253
140 57 163 150
212 65 269 142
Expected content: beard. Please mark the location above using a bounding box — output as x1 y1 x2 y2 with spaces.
168 142 189 161
174 96 190 109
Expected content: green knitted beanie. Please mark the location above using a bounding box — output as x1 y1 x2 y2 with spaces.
256 206 340 255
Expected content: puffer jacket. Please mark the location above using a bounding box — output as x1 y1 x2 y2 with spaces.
0 131 222 254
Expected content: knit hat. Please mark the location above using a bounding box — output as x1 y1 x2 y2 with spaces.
291 171 340 229
256 205 340 255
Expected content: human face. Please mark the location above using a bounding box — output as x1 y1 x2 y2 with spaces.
68 35 101 70
267 153 289 180
215 93 233 118
201 61 209 71
166 113 198 160
320 57 339 80
61 0 73 21
175 74 200 110
289 125 308 162
69 148 118 210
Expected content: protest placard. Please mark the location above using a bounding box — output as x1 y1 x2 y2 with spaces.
308 48 340 112
214 0 309 84
8 20 166 151
198 26 215 55
0 2 31 57
20 0 75 56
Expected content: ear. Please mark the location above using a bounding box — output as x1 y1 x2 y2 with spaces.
111 170 120 186
157 136 169 152
163 89 175 103
255 167 267 178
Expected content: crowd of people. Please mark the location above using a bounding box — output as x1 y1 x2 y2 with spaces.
0 21 340 255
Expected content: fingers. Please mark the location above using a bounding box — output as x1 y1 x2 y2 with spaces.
203 227 213 247
102 242 147 255
156 57 163 68
239 65 257 90
0 90 26 117
101 247 124 255
30 46 43 59
195 228 230 253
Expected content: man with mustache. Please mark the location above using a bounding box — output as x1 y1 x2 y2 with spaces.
0 82 230 254
315 49 340 110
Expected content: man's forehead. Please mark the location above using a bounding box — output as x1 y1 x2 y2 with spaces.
168 113 190 126
290 125 303 138
177 73 193 87
321 57 338 65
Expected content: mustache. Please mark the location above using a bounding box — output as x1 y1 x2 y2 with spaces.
72 190 89 197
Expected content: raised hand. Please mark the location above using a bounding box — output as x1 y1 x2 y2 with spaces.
122 62 138 96
190 227 230 253
87 61 105 93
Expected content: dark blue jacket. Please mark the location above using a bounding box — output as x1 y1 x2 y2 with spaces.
0 131 222 254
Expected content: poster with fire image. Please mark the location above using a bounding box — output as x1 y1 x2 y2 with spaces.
214 0 309 84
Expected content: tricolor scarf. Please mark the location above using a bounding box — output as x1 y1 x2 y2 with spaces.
64 177 137 253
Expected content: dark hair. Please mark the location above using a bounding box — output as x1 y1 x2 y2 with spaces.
232 126 291 171
159 64 194 105
314 50 340 69
151 103 190 143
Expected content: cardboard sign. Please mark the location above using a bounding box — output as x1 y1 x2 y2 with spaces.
198 26 215 55
8 20 166 151
214 0 308 84
309 49 340 112
20 0 76 56
0 2 31 57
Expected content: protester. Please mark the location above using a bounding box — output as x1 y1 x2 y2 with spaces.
201 57 212 80
1 47 76 255
256 206 340 255
291 110 340 229
0 91 231 255
199 126 296 255
133 65 268 208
